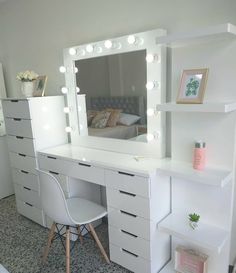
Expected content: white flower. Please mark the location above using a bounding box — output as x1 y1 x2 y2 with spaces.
16 70 39 82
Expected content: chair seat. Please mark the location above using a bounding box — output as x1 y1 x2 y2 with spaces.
66 197 107 225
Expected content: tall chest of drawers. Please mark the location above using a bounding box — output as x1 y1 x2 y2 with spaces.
2 96 67 226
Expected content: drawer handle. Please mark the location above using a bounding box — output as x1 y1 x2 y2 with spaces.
47 156 57 160
23 187 31 191
10 100 19 102
25 202 33 207
121 229 138 238
119 190 136 197
122 248 138 258
49 170 59 175
79 162 91 167
18 153 26 157
16 136 24 139
120 210 137 218
118 171 134 177
20 170 29 174
13 118 22 121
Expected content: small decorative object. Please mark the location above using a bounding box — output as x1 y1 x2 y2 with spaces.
189 213 200 230
16 70 38 97
176 68 209 104
33 75 47 97
193 141 206 170
175 246 208 273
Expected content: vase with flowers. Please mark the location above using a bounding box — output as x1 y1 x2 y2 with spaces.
16 70 39 97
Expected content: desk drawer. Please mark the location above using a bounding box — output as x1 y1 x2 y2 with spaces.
47 171 69 193
5 118 33 138
14 183 41 209
109 225 150 260
108 207 151 240
110 244 150 273
7 135 35 156
9 152 37 174
105 170 150 198
12 168 39 192
107 188 150 219
16 199 44 226
2 99 30 119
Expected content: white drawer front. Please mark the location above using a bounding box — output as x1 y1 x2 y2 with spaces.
38 154 104 186
110 244 150 273
47 171 69 193
7 135 35 156
16 199 45 226
9 152 37 174
108 207 151 240
12 168 39 192
109 226 150 260
2 100 30 119
107 188 150 219
5 118 33 138
105 170 150 198
14 183 41 209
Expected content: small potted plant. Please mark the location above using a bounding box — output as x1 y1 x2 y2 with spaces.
189 213 200 230
16 70 38 97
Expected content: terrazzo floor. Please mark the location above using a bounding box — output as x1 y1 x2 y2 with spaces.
0 195 131 273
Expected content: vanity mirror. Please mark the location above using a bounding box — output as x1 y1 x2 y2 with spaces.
61 29 167 157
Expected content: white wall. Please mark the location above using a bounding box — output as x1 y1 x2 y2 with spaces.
0 0 235 98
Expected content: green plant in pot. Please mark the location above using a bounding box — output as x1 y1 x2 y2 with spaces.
189 213 200 230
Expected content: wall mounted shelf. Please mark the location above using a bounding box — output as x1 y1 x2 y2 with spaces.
157 159 232 188
158 214 229 254
156 23 236 47
156 102 236 113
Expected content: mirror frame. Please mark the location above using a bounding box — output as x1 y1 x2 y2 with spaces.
62 29 167 158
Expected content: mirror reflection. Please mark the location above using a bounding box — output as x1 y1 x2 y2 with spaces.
75 50 147 142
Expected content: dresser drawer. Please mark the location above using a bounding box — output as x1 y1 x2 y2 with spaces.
106 188 150 219
7 135 35 156
9 152 37 174
14 183 41 209
108 207 152 240
16 199 45 226
12 168 39 192
38 154 104 186
5 118 33 138
109 225 150 260
105 170 150 198
110 244 150 273
2 99 31 119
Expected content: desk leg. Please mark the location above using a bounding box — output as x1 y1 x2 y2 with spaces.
66 226 70 273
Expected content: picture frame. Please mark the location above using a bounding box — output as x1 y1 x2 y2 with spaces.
33 75 47 97
176 68 209 104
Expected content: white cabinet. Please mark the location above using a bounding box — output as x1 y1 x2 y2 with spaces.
2 96 67 226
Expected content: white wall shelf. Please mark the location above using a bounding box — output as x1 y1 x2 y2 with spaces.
157 159 232 188
158 214 229 254
156 23 236 47
156 102 236 113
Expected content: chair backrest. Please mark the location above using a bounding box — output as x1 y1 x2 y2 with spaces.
37 169 75 226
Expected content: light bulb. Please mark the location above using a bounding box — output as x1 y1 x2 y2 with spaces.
78 49 86 56
74 67 78 73
146 81 155 90
104 40 113 49
146 54 155 63
86 44 94 53
65 126 72 133
146 133 154 141
59 66 66 73
69 48 77 56
76 87 80 93
127 35 136 45
95 46 103 53
147 108 155 116
61 87 68 94
63 107 70 113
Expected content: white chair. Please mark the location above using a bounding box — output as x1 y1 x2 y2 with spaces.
37 169 110 273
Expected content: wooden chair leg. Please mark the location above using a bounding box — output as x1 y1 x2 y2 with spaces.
43 222 56 263
77 225 83 244
88 223 110 264
66 226 70 273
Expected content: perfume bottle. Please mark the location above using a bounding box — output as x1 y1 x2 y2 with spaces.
193 141 206 170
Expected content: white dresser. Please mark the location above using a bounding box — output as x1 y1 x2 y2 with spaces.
2 96 67 226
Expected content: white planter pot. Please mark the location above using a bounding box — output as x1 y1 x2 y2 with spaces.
21 81 35 97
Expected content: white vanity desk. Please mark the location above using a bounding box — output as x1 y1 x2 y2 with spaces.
38 144 171 273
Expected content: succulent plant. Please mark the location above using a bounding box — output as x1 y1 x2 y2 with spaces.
189 213 200 223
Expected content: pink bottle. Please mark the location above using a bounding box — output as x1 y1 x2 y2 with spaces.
193 141 206 170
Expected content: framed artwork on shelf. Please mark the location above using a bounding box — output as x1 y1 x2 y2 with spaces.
176 68 209 104
33 75 48 97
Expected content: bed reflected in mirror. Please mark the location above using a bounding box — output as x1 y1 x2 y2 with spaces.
75 50 147 142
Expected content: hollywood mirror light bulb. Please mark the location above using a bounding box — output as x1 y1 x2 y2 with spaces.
147 108 155 116
69 48 77 56
63 107 70 113
104 40 113 49
146 81 155 90
127 35 136 44
61 87 68 94
146 54 155 63
146 133 154 141
59 66 66 73
65 127 72 133
86 44 94 53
